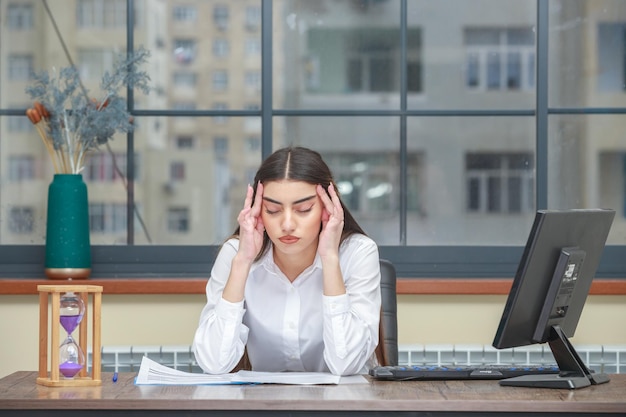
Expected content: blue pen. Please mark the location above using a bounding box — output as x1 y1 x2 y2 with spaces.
112 372 118 383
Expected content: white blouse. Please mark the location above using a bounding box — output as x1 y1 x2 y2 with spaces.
192 233 381 376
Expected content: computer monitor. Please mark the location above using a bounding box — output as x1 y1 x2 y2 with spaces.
492 208 615 389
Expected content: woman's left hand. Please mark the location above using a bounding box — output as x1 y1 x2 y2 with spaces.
316 183 344 259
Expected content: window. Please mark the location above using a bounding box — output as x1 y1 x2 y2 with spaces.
213 136 228 159
173 39 196 64
8 54 33 80
213 5 229 30
77 0 126 28
7 115 32 133
212 70 228 91
245 38 261 56
85 153 127 182
172 5 196 22
89 203 127 233
307 28 422 93
168 207 189 232
212 103 228 124
598 23 626 91
464 27 535 91
245 71 261 92
2 1 626 281
174 136 195 149
169 161 185 181
245 6 261 30
173 72 197 87
323 153 399 216
8 207 34 234
213 39 230 58
7 3 33 30
466 153 534 214
8 155 35 181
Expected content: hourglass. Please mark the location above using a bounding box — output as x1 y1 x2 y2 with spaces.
37 284 102 387
59 291 85 378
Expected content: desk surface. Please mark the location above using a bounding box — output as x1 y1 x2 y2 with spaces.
1 371 626 416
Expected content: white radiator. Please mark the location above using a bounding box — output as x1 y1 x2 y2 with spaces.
90 344 626 374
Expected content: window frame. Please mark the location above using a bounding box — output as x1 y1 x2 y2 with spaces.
1 0 625 282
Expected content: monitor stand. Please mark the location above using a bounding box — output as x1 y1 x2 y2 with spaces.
499 325 610 389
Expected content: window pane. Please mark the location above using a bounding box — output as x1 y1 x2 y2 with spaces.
409 0 536 109
408 117 535 245
549 114 626 245
550 0 626 106
274 116 401 245
276 0 404 110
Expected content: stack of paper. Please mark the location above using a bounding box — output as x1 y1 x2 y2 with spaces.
135 356 367 385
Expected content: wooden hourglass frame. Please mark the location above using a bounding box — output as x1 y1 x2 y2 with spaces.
37 284 103 387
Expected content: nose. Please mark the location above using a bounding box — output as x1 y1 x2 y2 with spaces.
281 211 295 233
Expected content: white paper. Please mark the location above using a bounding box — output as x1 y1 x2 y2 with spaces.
135 356 368 386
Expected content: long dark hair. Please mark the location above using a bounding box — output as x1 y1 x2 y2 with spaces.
232 146 366 261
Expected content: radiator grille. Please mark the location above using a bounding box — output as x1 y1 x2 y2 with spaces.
90 344 626 374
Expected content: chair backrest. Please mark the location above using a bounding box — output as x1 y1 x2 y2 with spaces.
376 258 398 366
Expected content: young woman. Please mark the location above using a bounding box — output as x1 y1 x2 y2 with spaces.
192 146 381 376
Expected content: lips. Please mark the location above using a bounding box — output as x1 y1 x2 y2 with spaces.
279 236 299 244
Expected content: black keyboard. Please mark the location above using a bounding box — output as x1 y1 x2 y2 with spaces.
369 364 560 381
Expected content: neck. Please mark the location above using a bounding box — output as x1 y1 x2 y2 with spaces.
273 242 317 282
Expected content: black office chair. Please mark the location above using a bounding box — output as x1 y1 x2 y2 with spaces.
376 258 398 366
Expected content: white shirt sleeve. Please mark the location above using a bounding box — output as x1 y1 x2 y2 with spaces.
192 239 249 374
321 235 381 375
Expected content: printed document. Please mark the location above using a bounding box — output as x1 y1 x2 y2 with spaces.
135 356 367 385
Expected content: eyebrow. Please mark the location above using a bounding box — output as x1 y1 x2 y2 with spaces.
263 195 316 206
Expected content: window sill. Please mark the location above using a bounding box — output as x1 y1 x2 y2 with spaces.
1 278 625 295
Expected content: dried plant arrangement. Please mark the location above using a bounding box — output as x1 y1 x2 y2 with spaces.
25 47 151 174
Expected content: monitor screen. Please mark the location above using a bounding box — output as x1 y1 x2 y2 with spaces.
492 208 615 389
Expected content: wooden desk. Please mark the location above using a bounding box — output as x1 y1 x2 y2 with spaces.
1 371 625 416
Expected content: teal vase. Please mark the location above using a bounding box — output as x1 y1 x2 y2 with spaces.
45 174 91 280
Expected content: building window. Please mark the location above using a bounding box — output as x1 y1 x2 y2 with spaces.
213 5 229 30
172 102 196 111
8 207 34 234
89 203 127 233
172 5 196 22
245 136 261 152
308 28 421 93
213 103 228 124
169 161 185 181
464 27 535 91
324 153 399 215
7 114 32 132
173 39 197 64
8 155 35 181
174 136 195 149
245 38 261 56
212 70 228 91
598 23 626 91
7 3 33 30
245 71 261 92
85 152 128 182
213 136 228 159
213 39 230 57
173 72 197 87
8 54 33 80
466 153 534 214
168 207 189 232
245 6 261 30
77 0 126 28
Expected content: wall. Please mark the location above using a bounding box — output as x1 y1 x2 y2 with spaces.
1 293 625 378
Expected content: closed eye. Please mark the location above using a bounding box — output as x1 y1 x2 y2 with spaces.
296 204 314 214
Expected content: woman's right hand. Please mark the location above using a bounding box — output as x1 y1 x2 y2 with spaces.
236 182 265 264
